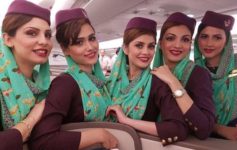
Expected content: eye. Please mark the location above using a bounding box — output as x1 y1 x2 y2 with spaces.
165 35 175 41
148 44 156 50
199 34 208 39
213 35 222 41
89 35 96 41
74 38 83 46
45 31 52 39
25 30 37 37
182 37 191 43
135 43 143 49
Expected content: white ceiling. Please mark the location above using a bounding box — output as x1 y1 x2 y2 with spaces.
74 0 237 42
1 0 236 42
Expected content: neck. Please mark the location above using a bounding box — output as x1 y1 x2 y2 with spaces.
128 65 141 80
18 63 34 79
164 59 177 70
79 64 93 74
206 55 221 67
14 57 34 79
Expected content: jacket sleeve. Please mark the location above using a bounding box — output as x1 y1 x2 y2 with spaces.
0 129 23 150
183 66 215 139
29 74 82 150
153 77 189 146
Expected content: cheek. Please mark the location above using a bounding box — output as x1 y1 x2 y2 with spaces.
92 41 99 49
218 42 226 51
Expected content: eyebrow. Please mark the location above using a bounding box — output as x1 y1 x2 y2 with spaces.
200 33 223 36
166 33 191 37
77 33 95 39
134 41 156 44
24 27 51 32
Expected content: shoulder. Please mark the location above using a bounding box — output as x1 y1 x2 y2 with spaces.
151 75 171 91
50 73 79 90
190 65 211 81
187 65 212 88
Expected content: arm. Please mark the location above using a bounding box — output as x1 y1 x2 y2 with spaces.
29 74 82 150
0 93 44 150
0 129 23 150
151 65 193 113
29 74 118 150
107 78 189 145
214 124 237 140
151 66 215 139
106 105 157 136
13 100 45 142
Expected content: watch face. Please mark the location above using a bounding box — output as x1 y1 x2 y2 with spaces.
175 90 182 96
174 89 185 97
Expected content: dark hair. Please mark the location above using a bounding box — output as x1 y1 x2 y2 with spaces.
56 18 94 49
159 21 193 41
2 14 33 36
116 47 120 54
123 28 156 46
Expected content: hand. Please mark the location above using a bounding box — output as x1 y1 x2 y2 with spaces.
106 105 127 124
12 99 45 142
218 125 237 140
98 129 118 149
151 65 177 85
81 128 118 149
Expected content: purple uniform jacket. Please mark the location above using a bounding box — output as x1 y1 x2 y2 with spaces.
0 128 22 150
29 73 189 149
183 66 215 139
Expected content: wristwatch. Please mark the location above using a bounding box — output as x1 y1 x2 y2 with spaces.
173 88 186 98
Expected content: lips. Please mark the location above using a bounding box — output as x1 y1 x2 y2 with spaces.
169 50 182 56
85 51 97 58
33 49 48 57
138 57 150 63
203 48 214 54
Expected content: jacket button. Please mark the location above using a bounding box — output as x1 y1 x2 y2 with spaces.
161 139 166 145
194 126 198 131
168 137 172 143
189 121 192 126
173 136 178 141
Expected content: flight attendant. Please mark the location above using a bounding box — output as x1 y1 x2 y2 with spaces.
106 17 189 145
0 1 52 149
194 11 237 140
151 12 215 139
29 8 118 150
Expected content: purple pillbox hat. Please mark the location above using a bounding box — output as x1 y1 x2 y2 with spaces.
201 11 235 31
56 8 89 28
6 0 50 25
125 17 157 33
164 12 196 34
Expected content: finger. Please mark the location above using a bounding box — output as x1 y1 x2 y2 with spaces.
105 108 110 116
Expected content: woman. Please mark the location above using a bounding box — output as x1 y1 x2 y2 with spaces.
194 11 237 140
151 12 215 139
0 1 52 150
29 8 118 150
106 17 189 145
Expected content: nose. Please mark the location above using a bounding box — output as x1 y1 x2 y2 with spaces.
85 40 93 50
174 40 182 48
38 34 48 46
206 38 214 47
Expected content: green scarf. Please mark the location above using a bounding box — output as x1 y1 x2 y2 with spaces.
153 46 195 87
194 34 237 125
0 39 50 129
65 56 111 121
106 49 152 120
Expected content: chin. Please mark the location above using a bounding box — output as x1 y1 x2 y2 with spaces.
34 59 48 65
